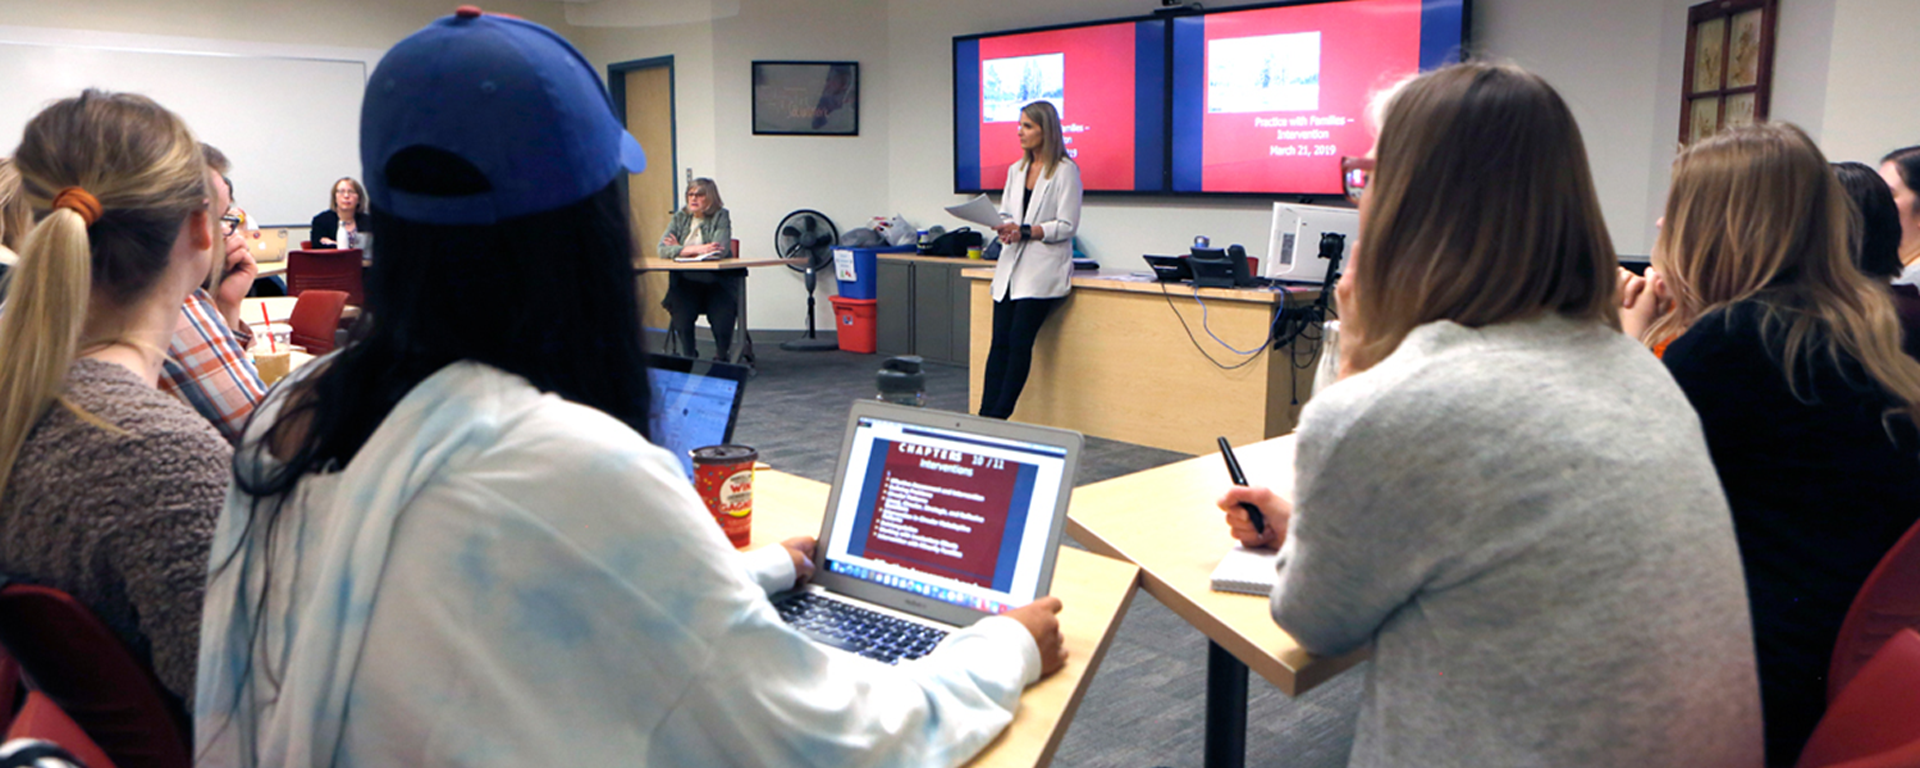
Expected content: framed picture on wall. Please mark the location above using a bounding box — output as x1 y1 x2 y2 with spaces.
1680 0 1776 144
752 61 859 136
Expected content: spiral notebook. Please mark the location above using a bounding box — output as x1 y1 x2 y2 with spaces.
1209 546 1284 596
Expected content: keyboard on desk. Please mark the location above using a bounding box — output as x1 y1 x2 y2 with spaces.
773 592 948 665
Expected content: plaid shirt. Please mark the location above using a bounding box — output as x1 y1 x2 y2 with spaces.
160 289 266 443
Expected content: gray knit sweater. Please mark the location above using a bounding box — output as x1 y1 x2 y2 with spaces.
1276 314 1763 767
0 358 227 705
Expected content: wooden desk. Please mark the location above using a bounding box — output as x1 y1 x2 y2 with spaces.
634 255 806 367
965 270 1325 455
749 469 1141 768
1068 434 1366 768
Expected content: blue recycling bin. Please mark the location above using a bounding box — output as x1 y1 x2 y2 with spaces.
833 245 915 299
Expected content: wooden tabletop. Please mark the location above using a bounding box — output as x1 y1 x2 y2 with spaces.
1066 435 1366 696
633 255 806 271
959 268 1322 305
748 469 1141 768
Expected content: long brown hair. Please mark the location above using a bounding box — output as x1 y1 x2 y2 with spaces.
1649 123 1920 423
1020 101 1068 179
0 90 209 502
1344 62 1618 373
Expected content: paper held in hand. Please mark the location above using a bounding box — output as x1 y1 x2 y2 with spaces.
1210 545 1284 595
945 194 1005 229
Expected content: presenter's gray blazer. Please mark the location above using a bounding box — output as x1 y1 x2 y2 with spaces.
992 158 1082 302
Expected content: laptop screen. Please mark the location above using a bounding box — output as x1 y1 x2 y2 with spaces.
646 357 748 477
821 414 1071 616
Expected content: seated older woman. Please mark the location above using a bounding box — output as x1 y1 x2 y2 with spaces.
658 177 745 360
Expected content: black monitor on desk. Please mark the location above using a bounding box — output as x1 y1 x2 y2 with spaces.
1143 254 1193 283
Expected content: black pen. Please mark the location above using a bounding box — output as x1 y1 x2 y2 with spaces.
1217 436 1266 534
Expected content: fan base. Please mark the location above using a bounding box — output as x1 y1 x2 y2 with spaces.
779 338 841 352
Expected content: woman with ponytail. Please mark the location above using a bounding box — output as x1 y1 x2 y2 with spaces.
0 90 230 709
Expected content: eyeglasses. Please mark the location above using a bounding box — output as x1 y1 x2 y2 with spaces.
1341 156 1374 203
220 214 242 236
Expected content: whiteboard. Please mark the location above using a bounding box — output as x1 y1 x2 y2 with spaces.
0 39 366 227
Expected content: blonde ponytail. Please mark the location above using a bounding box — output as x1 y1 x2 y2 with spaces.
0 90 207 505
0 210 94 500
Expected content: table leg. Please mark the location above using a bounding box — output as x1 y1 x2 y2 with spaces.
731 276 753 367
1205 640 1249 768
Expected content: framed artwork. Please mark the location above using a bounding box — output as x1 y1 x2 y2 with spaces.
1725 92 1757 129
752 61 859 136
1680 0 1776 144
1690 97 1722 143
1692 17 1725 95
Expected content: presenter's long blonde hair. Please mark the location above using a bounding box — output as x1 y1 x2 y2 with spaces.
1343 62 1617 373
0 90 209 502
1020 101 1069 179
1647 123 1920 423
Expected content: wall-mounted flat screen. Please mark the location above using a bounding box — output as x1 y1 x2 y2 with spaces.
1169 0 1469 195
954 19 1167 194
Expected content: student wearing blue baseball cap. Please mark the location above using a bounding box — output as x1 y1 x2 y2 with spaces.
193 8 1065 767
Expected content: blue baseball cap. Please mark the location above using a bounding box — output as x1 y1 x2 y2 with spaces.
361 6 646 225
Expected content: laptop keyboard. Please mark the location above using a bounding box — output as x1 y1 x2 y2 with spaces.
773 592 948 665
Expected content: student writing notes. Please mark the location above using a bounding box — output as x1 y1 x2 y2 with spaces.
1219 63 1762 768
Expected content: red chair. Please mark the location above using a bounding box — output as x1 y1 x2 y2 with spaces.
1828 518 1920 700
1796 627 1920 768
0 582 190 768
0 648 18 732
286 248 365 307
289 289 349 354
6 692 119 768
300 240 312 249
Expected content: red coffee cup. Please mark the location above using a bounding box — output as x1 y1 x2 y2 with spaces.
692 445 757 548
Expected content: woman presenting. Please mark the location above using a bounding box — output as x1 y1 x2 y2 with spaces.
309 176 370 249
657 178 742 360
983 101 1081 420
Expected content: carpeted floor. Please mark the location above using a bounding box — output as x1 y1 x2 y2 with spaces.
712 338 1364 768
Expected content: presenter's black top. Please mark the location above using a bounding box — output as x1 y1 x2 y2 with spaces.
1663 299 1920 766
309 209 372 250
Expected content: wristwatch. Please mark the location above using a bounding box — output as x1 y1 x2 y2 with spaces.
1020 224 1033 241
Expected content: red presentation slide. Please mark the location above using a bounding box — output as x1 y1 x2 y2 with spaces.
978 24 1137 191
860 442 1017 588
1201 0 1421 193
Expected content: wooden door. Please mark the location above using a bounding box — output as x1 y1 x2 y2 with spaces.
623 62 675 331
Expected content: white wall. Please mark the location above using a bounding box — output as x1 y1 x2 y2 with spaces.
0 0 576 227
582 0 895 335
1817 0 1920 165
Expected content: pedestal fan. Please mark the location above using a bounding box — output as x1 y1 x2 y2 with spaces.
776 209 841 352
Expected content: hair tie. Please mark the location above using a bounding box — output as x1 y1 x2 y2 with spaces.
52 186 102 226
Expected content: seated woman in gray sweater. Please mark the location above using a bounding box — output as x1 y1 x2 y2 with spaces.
1219 62 1762 767
0 91 230 708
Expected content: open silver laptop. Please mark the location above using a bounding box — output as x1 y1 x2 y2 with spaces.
774 401 1083 664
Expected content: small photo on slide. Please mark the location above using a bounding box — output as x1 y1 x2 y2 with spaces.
983 53 1065 123
1207 31 1321 113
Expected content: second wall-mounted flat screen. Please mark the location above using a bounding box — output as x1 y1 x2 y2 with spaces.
1170 0 1469 196
954 19 1167 194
